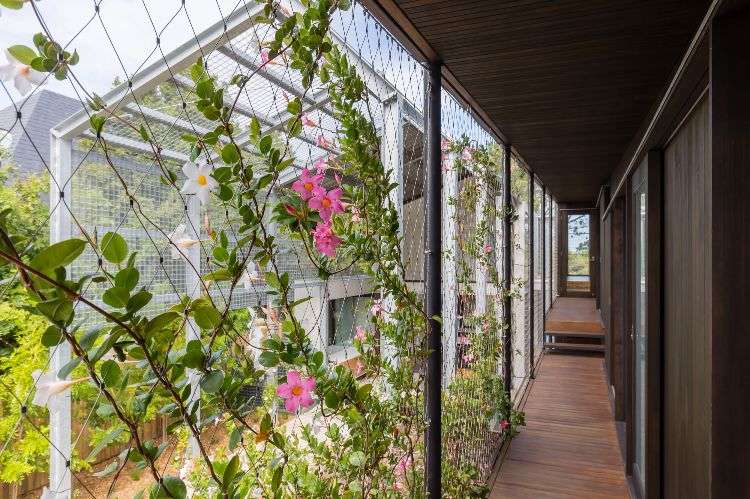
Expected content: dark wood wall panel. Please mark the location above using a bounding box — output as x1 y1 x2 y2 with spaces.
610 196 626 422
710 5 750 495
663 96 710 499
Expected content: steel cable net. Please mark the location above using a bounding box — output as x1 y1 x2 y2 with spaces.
509 159 530 395
0 0 533 497
0 0 476 497
438 93 524 489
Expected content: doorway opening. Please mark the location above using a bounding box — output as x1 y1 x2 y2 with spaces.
566 213 591 294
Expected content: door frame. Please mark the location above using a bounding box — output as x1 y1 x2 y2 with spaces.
559 207 598 298
625 151 663 499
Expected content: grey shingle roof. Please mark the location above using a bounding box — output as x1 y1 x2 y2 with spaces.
0 90 82 175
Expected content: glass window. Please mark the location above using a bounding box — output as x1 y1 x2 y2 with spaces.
328 295 374 348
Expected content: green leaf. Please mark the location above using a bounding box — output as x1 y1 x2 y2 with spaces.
57 357 81 379
202 268 232 282
348 450 365 467
139 124 150 142
30 239 86 273
200 370 224 394
100 360 121 387
181 341 204 369
228 427 243 450
127 290 152 313
259 135 272 154
192 305 221 329
159 476 187 499
100 232 128 264
114 267 139 291
7 45 37 65
92 460 119 477
249 117 261 139
0 0 24 10
220 143 241 164
223 454 240 488
103 287 129 309
286 98 301 115
258 351 279 368
324 391 340 409
41 325 63 347
145 312 179 334
87 427 124 461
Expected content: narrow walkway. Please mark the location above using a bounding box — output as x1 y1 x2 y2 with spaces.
490 354 630 498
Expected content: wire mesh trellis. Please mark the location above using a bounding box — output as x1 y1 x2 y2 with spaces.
0 0 560 497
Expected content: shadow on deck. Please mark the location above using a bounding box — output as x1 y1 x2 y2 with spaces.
490 353 630 498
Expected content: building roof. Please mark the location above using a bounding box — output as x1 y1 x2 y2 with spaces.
0 90 81 175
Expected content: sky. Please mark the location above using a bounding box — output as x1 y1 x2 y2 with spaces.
0 0 492 146
0 0 245 109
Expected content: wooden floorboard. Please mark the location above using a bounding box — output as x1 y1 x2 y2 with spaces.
545 297 604 333
490 354 630 499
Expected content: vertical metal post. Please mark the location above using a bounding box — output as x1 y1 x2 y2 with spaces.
541 186 546 344
502 144 513 393
381 94 404 369
528 175 536 378
49 134 72 499
424 60 442 498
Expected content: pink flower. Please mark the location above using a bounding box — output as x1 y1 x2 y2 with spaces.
312 221 341 258
316 134 331 149
354 360 364 376
461 147 473 162
301 113 317 127
442 155 451 173
371 299 384 318
462 353 475 364
396 455 412 476
355 326 367 342
457 335 471 345
500 419 510 431
308 187 344 221
313 156 328 174
441 138 451 153
351 207 362 223
483 243 493 254
334 172 342 185
276 370 316 412
291 169 323 201
260 49 280 66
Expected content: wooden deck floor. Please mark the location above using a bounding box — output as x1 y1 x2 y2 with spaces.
490 354 630 499
545 297 604 333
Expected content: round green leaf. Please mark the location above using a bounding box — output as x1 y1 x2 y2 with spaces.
221 143 240 164
200 370 224 394
100 360 121 387
41 325 63 347
100 232 128 264
103 287 129 308
114 267 139 291
348 450 365 467
158 476 186 499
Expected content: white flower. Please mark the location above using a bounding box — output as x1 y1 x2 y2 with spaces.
180 161 217 205
31 369 77 408
0 49 45 96
167 224 199 260
239 262 262 289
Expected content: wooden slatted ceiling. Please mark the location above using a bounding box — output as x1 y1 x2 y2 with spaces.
389 0 710 202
